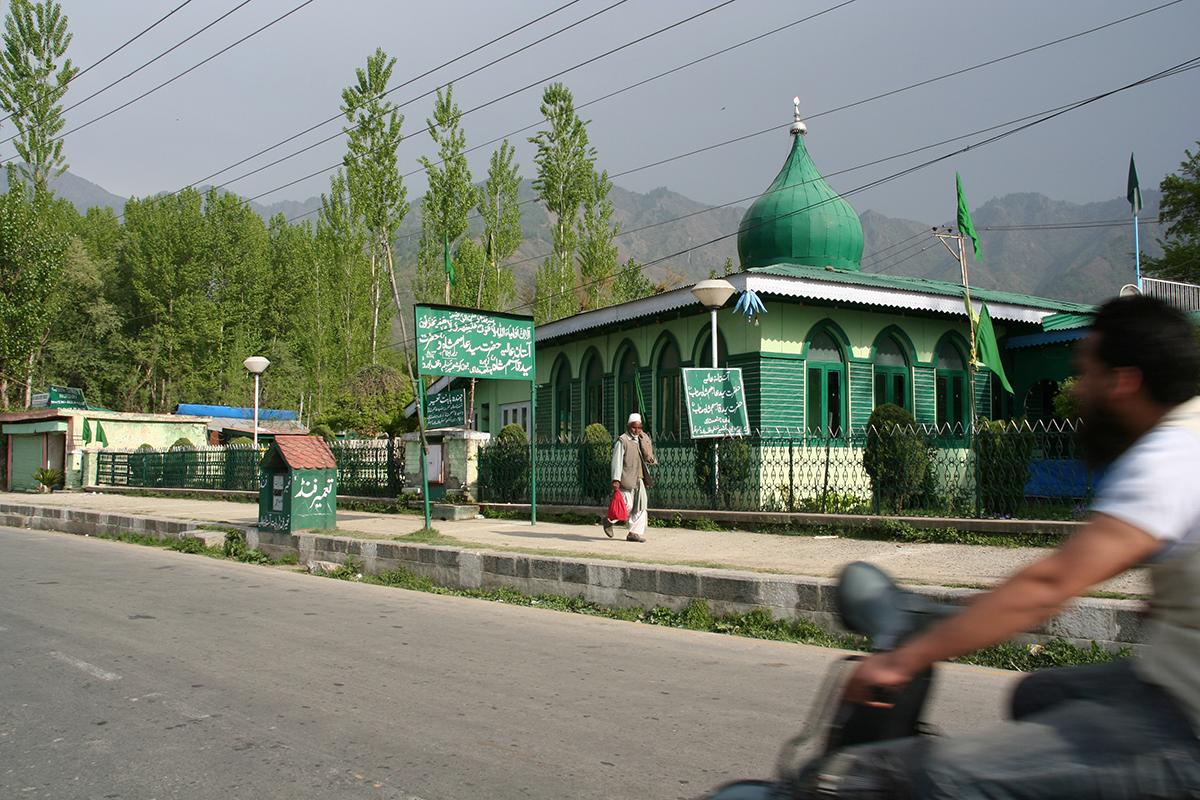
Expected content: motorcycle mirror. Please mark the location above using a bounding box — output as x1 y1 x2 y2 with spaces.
836 562 953 651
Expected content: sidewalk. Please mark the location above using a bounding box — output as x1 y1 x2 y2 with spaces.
6 490 1150 596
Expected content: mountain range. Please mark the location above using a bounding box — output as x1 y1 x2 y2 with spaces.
28 169 1161 306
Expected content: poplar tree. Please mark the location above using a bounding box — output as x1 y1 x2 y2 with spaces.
416 84 478 305
476 140 522 312
576 168 618 311
341 47 407 363
0 0 77 199
529 83 595 323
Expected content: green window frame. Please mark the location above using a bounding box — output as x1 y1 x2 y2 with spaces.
553 360 572 441
584 355 604 429
935 343 968 434
805 331 846 439
656 340 682 439
617 349 640 429
873 336 910 411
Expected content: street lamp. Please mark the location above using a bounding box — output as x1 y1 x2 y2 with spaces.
243 356 270 449
691 279 736 367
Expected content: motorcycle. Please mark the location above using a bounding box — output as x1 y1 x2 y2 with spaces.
704 561 958 799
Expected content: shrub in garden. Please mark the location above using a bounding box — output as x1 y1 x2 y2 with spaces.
863 404 930 514
580 423 613 503
694 436 753 508
170 437 194 449
976 418 1035 517
309 423 337 442
479 423 529 502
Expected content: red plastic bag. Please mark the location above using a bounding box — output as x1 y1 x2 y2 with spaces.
607 488 628 523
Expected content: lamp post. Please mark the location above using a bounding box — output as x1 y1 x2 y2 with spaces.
690 279 736 367
690 279 736 506
242 356 270 449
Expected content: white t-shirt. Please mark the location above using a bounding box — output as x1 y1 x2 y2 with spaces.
1092 425 1200 560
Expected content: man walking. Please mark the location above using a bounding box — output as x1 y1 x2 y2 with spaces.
604 413 657 542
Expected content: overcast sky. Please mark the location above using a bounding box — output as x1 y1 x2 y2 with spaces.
31 0 1200 226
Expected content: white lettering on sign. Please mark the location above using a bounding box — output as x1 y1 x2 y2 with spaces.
415 307 534 380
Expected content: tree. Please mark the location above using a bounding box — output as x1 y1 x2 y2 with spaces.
341 47 407 363
0 0 77 199
610 257 654 304
529 83 596 323
1144 142 1200 283
416 84 478 305
476 139 521 311
576 168 619 311
316 168 372 392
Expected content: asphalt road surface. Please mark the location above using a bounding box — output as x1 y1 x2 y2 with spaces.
0 526 1022 800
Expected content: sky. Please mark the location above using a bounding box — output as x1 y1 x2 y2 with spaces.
28 0 1200 226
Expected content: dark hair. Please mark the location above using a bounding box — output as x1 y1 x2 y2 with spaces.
1091 295 1200 405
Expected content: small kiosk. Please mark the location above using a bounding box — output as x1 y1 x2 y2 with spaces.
258 434 338 533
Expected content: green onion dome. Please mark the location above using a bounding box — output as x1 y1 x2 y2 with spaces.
737 99 864 271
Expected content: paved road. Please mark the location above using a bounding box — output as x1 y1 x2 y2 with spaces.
1 526 1023 800
8 491 1150 594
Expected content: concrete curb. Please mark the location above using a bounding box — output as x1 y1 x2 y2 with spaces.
3 501 1144 652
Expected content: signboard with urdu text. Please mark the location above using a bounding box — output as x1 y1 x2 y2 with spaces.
682 368 750 438
414 304 535 381
31 385 86 409
425 389 468 429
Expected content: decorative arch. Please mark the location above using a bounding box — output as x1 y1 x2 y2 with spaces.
613 340 642 429
652 332 684 438
933 332 971 432
579 346 606 429
691 326 730 369
803 319 850 438
870 326 915 412
551 353 574 441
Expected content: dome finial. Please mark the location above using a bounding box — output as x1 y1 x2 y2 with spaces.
790 96 807 136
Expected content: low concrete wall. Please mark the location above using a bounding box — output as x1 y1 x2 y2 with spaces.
2 501 1144 653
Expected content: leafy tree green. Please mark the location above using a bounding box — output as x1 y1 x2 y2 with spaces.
862 403 930 513
316 364 412 438
610 257 655 304
576 169 618 311
1144 142 1200 283
416 84 478 306
476 139 521 311
0 0 77 199
529 83 596 323
341 47 407 363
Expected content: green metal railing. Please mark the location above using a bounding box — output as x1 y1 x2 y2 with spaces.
94 439 404 499
477 421 1094 520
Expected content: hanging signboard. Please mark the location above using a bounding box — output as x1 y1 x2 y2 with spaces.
414 304 535 381
31 385 86 409
682 368 750 438
425 388 468 429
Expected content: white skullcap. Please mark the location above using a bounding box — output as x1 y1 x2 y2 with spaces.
627 413 642 424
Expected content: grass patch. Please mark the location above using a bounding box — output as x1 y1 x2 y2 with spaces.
394 528 456 545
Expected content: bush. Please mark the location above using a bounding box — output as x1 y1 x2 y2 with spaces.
1053 377 1081 422
137 443 154 451
863 404 931 514
694 436 753 508
479 423 529 502
580 423 613 503
309 423 337 442
228 436 253 445
170 437 194 449
977 418 1035 517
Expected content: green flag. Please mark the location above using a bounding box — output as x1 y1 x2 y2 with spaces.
1127 153 1142 216
81 418 92 444
975 301 1013 394
95 421 109 448
444 232 456 287
956 172 981 261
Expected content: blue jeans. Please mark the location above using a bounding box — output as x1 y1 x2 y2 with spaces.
709 660 1200 799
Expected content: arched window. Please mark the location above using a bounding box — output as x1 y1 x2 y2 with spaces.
584 354 605 429
1024 379 1060 423
873 336 910 411
553 359 572 441
694 329 729 370
656 340 682 438
935 342 968 431
806 330 845 438
617 348 641 429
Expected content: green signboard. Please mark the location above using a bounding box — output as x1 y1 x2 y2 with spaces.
31 385 86 409
425 389 467 429
414 304 535 380
682 368 750 438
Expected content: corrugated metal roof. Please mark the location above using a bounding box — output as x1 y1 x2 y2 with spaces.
534 266 1094 344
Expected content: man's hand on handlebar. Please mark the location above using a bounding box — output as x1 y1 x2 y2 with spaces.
843 651 914 707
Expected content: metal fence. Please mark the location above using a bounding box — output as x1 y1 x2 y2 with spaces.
476 420 1095 520
94 439 404 499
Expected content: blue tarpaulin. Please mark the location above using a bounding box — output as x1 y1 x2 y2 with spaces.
174 404 297 421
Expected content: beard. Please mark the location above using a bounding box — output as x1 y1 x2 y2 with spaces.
1076 402 1138 470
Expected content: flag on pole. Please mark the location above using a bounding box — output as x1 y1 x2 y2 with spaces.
956 173 981 261
1127 154 1142 216
95 421 109 448
444 232 456 287
974 301 1013 394
81 419 92 444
